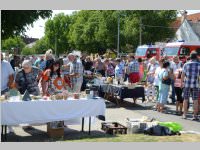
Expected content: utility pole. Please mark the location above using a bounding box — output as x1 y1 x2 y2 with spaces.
139 17 142 46
117 15 120 57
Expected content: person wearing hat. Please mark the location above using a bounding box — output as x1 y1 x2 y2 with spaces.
181 51 200 120
67 53 83 93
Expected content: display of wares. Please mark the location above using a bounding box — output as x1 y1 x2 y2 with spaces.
30 95 42 100
0 95 6 102
73 93 81 99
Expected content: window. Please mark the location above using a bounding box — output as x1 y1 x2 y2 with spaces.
180 47 190 56
163 47 179 56
196 48 200 55
135 48 148 56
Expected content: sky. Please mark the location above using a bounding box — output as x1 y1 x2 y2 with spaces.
25 10 200 39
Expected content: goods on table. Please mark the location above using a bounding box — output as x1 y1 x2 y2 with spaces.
50 90 69 100
0 95 6 102
106 77 113 84
101 122 127 135
30 95 42 100
73 93 81 99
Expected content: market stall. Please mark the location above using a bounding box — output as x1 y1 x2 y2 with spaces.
1 97 106 141
87 77 145 106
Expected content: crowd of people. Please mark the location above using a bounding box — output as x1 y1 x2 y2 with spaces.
1 50 200 120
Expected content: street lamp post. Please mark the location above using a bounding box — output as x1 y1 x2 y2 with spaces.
139 17 142 46
117 15 120 57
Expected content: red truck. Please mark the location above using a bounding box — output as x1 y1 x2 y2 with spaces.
163 41 200 62
135 45 161 60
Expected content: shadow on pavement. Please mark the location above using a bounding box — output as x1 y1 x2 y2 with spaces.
4 127 115 142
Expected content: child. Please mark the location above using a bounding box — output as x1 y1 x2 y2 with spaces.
174 68 184 115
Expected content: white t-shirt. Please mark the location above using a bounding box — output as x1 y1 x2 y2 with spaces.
1 60 14 91
171 61 182 73
153 66 162 86
63 58 69 65
62 58 70 75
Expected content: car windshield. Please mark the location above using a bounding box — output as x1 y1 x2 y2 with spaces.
135 48 148 56
163 47 179 56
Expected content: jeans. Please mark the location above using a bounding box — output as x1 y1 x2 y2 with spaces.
171 79 176 103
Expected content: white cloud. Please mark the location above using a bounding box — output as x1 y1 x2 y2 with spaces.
25 10 78 39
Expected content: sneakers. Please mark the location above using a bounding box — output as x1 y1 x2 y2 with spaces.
182 114 187 119
192 116 199 121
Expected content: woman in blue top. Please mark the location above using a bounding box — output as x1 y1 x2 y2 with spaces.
158 61 171 113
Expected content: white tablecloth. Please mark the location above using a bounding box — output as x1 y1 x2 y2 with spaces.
1 98 106 126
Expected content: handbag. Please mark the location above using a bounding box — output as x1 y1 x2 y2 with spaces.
162 70 171 85
19 70 28 94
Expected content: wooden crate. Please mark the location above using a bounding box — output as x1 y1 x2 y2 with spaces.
101 122 127 135
47 122 64 138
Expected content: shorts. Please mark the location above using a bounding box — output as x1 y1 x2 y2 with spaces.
158 85 170 105
183 87 199 100
129 72 140 83
174 87 184 103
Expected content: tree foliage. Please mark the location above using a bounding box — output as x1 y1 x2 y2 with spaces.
1 36 26 53
21 47 35 56
33 37 49 54
45 13 71 55
44 10 177 54
1 10 52 39
3 10 177 55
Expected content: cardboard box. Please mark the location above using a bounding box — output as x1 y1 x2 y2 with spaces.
47 122 64 138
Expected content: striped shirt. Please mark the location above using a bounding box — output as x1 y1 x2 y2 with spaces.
69 59 83 84
182 60 200 88
128 60 139 73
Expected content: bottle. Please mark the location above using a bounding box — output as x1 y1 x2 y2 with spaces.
90 90 94 99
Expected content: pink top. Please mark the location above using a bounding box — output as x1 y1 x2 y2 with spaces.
174 69 183 88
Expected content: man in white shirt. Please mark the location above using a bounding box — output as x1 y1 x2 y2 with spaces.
171 56 182 73
1 53 14 95
169 56 182 104
1 53 15 134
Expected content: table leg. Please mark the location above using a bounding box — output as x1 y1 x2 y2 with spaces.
1 125 4 142
4 125 7 141
88 117 91 135
81 118 84 132
114 95 120 107
133 98 136 104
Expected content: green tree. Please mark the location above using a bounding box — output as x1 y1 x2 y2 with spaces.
1 10 52 39
121 10 177 51
67 10 177 53
45 13 71 56
33 37 49 54
21 47 35 55
1 36 26 53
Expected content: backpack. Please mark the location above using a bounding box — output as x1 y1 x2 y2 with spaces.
144 123 181 136
144 125 171 136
